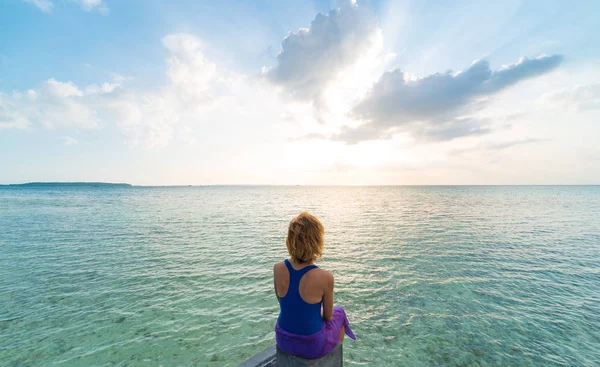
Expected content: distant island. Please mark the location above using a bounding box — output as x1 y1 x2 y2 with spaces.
0 182 132 187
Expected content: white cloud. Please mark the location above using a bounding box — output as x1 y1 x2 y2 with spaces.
353 55 563 126
39 79 100 129
85 82 120 94
100 33 229 148
540 83 600 112
320 55 563 143
264 2 563 146
61 136 78 145
0 120 29 130
0 79 100 131
23 0 53 13
74 33 287 149
265 1 379 104
450 138 548 155
46 78 83 97
0 93 31 130
162 34 218 101
76 0 103 11
23 0 108 14
0 118 30 130
0 33 231 147
108 92 177 148
73 0 109 14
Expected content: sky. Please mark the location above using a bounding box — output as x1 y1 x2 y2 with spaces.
1 0 599 185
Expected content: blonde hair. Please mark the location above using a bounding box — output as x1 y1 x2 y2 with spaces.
286 212 324 263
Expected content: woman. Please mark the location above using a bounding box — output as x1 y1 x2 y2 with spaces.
273 212 355 359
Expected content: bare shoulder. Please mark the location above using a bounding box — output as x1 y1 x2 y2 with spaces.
273 261 285 273
314 268 334 284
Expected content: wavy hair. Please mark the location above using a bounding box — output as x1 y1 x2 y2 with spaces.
286 212 325 263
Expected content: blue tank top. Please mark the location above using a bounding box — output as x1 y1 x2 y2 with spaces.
277 259 324 335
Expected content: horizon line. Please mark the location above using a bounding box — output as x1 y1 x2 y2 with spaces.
1 182 599 187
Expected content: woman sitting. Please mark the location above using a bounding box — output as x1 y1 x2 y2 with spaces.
273 212 355 359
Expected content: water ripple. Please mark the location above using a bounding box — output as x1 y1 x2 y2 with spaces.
1 186 599 366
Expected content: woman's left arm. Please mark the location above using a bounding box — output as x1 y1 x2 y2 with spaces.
322 271 334 321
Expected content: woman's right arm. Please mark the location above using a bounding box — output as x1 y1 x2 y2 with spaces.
273 263 280 303
322 271 334 321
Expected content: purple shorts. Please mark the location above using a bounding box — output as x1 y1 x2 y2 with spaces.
275 306 356 359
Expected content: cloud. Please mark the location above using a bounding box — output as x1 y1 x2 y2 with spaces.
0 33 236 147
102 33 229 148
107 92 177 148
37 79 100 129
85 82 120 94
292 123 395 145
0 93 31 130
416 117 492 141
264 1 378 103
23 0 53 13
353 55 563 126
540 83 600 112
486 138 547 150
295 117 493 145
23 0 108 13
316 54 563 144
0 33 243 148
162 34 218 101
46 78 83 97
451 138 548 155
0 80 100 131
61 136 78 146
75 0 106 12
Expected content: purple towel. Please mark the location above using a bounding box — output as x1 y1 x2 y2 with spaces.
275 306 356 359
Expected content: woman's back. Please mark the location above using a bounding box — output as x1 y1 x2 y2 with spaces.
275 259 326 335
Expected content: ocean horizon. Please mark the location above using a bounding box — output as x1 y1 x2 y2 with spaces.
1 185 599 366
3 182 599 187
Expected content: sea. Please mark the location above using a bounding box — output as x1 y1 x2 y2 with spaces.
1 185 599 366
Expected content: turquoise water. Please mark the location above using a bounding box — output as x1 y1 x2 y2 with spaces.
1 186 599 366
